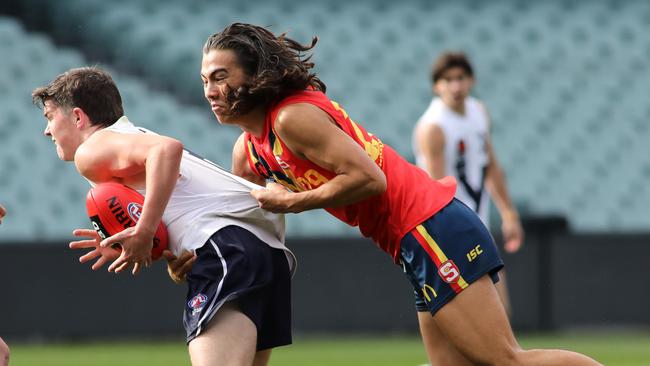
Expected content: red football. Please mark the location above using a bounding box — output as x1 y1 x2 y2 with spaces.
86 182 168 260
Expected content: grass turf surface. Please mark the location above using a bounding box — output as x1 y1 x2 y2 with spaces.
8 332 650 365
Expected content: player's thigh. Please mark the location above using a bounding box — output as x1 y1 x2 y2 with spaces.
494 269 512 315
418 311 473 366
400 198 504 316
189 302 257 366
433 275 521 365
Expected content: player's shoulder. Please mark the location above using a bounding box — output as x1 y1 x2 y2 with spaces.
275 102 329 131
418 98 445 125
74 134 112 180
416 119 445 142
466 96 488 114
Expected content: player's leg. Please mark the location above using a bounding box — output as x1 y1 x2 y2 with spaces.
189 302 257 366
494 268 512 317
0 336 9 366
417 311 473 366
409 288 473 365
400 199 506 365
252 350 272 366
184 226 291 366
244 242 293 366
433 275 602 366
403 199 600 365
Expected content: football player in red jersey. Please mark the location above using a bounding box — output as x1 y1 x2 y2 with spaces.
201 23 602 366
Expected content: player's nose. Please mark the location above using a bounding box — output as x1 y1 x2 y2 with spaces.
43 125 51 136
204 82 219 99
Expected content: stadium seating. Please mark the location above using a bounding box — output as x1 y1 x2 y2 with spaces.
2 0 650 236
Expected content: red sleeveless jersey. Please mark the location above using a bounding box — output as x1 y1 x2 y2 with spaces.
245 90 456 261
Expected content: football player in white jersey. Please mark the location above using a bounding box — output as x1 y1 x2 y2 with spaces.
413 52 524 317
33 67 295 366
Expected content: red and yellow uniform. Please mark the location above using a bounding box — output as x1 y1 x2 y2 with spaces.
244 90 456 261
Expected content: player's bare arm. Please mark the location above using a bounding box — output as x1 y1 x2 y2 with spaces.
417 122 446 179
485 139 524 252
74 131 183 274
232 132 266 185
251 103 386 213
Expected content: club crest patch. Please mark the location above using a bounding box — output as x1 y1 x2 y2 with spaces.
127 202 143 222
188 293 208 316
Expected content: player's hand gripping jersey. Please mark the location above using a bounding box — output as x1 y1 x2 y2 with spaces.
245 90 456 261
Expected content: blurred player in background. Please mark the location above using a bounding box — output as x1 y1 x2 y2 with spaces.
0 204 10 366
32 67 295 366
413 51 524 316
201 23 601 366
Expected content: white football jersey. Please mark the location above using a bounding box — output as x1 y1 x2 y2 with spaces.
413 97 490 226
94 116 296 273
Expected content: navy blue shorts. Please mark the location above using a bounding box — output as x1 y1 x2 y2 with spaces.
399 199 504 314
184 225 292 350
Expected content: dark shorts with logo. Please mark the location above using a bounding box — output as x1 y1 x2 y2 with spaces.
399 199 504 315
184 225 292 350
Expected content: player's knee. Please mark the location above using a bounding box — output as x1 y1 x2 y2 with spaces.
496 347 525 366
472 345 521 366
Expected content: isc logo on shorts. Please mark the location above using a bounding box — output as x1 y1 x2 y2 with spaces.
438 260 460 284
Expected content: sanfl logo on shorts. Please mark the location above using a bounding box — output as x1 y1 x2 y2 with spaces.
438 260 460 284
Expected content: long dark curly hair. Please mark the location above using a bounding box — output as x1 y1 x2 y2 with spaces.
203 23 326 117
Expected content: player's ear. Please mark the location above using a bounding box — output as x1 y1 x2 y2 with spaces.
71 107 90 128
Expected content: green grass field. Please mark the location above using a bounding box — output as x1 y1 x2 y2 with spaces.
8 332 650 366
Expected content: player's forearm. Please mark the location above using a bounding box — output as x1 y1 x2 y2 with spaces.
137 140 183 235
288 172 386 212
486 165 518 219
